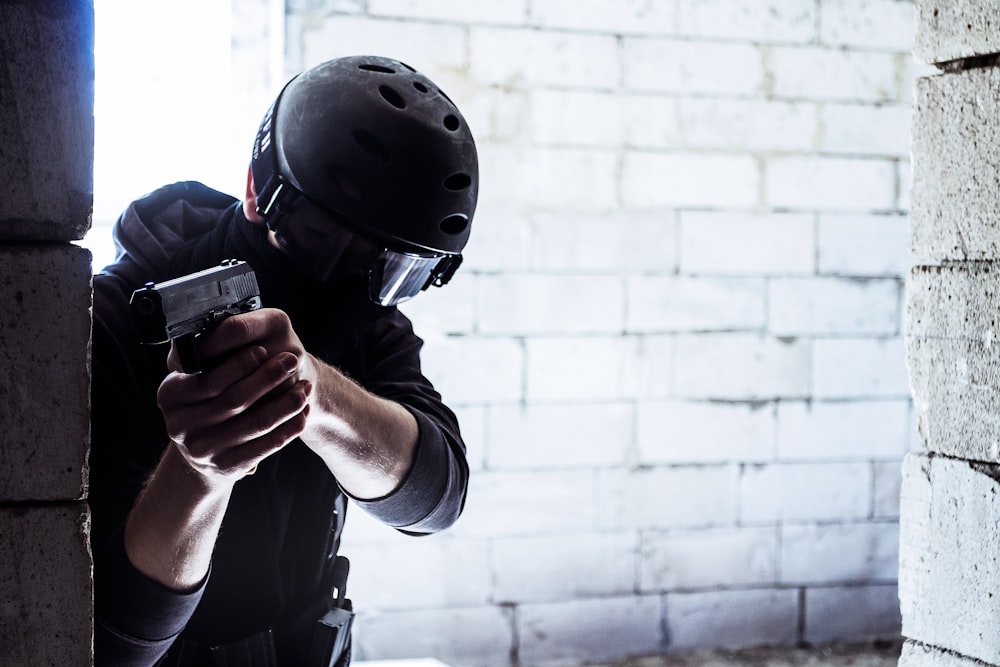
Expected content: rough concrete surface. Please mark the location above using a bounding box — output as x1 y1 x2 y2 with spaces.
0 244 91 502
0 0 93 241
0 504 92 666
905 263 1000 461
910 67 1000 262
899 453 1000 666
914 0 1000 64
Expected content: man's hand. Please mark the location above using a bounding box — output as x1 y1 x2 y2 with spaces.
125 308 314 591
180 308 420 500
161 305 421 501
125 306 418 591
157 308 313 481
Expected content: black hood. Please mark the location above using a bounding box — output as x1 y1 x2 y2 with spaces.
105 180 391 362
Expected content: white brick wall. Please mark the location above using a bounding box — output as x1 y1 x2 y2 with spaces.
817 214 912 276
820 0 916 50
768 47 904 102
776 400 911 459
493 532 638 602
666 588 800 651
623 152 760 209
641 527 780 589
740 462 873 522
674 334 812 400
765 157 899 210
624 40 766 95
518 595 664 665
680 212 816 275
805 584 903 644
275 1 914 664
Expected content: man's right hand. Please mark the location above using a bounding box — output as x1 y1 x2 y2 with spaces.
156 317 313 482
123 314 313 591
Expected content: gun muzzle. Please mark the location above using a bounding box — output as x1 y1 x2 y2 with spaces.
130 259 262 372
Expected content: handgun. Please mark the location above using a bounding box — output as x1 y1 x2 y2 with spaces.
130 259 262 374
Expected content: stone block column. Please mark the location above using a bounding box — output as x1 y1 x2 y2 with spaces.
0 2 95 665
903 2 1000 667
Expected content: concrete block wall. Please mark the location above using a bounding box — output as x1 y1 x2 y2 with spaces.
902 2 1000 667
274 2 916 665
0 2 94 665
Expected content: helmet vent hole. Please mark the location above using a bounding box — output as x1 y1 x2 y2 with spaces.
413 81 429 93
360 63 395 74
443 173 471 192
443 114 460 131
440 214 469 235
352 129 390 163
379 85 407 109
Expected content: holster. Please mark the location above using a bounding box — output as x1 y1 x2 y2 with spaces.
161 557 354 667
305 602 354 667
302 555 354 667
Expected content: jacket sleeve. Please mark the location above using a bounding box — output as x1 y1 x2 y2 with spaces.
346 311 469 534
90 275 207 666
93 528 207 666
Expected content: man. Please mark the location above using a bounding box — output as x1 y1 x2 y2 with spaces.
90 55 477 666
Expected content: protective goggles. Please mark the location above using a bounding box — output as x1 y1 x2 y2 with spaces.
268 189 462 306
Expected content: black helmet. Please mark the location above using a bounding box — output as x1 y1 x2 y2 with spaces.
250 56 478 304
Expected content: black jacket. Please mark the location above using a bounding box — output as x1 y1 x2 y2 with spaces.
90 182 469 665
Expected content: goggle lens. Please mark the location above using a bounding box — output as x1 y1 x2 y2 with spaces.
370 251 457 306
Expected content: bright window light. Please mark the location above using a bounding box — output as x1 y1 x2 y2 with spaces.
82 0 235 271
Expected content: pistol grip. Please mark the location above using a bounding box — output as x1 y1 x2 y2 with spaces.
174 334 204 374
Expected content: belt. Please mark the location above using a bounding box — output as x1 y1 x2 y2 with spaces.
159 605 353 667
159 557 354 667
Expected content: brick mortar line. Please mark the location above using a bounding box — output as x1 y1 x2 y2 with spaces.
912 260 1000 269
904 638 997 667
938 53 1000 73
